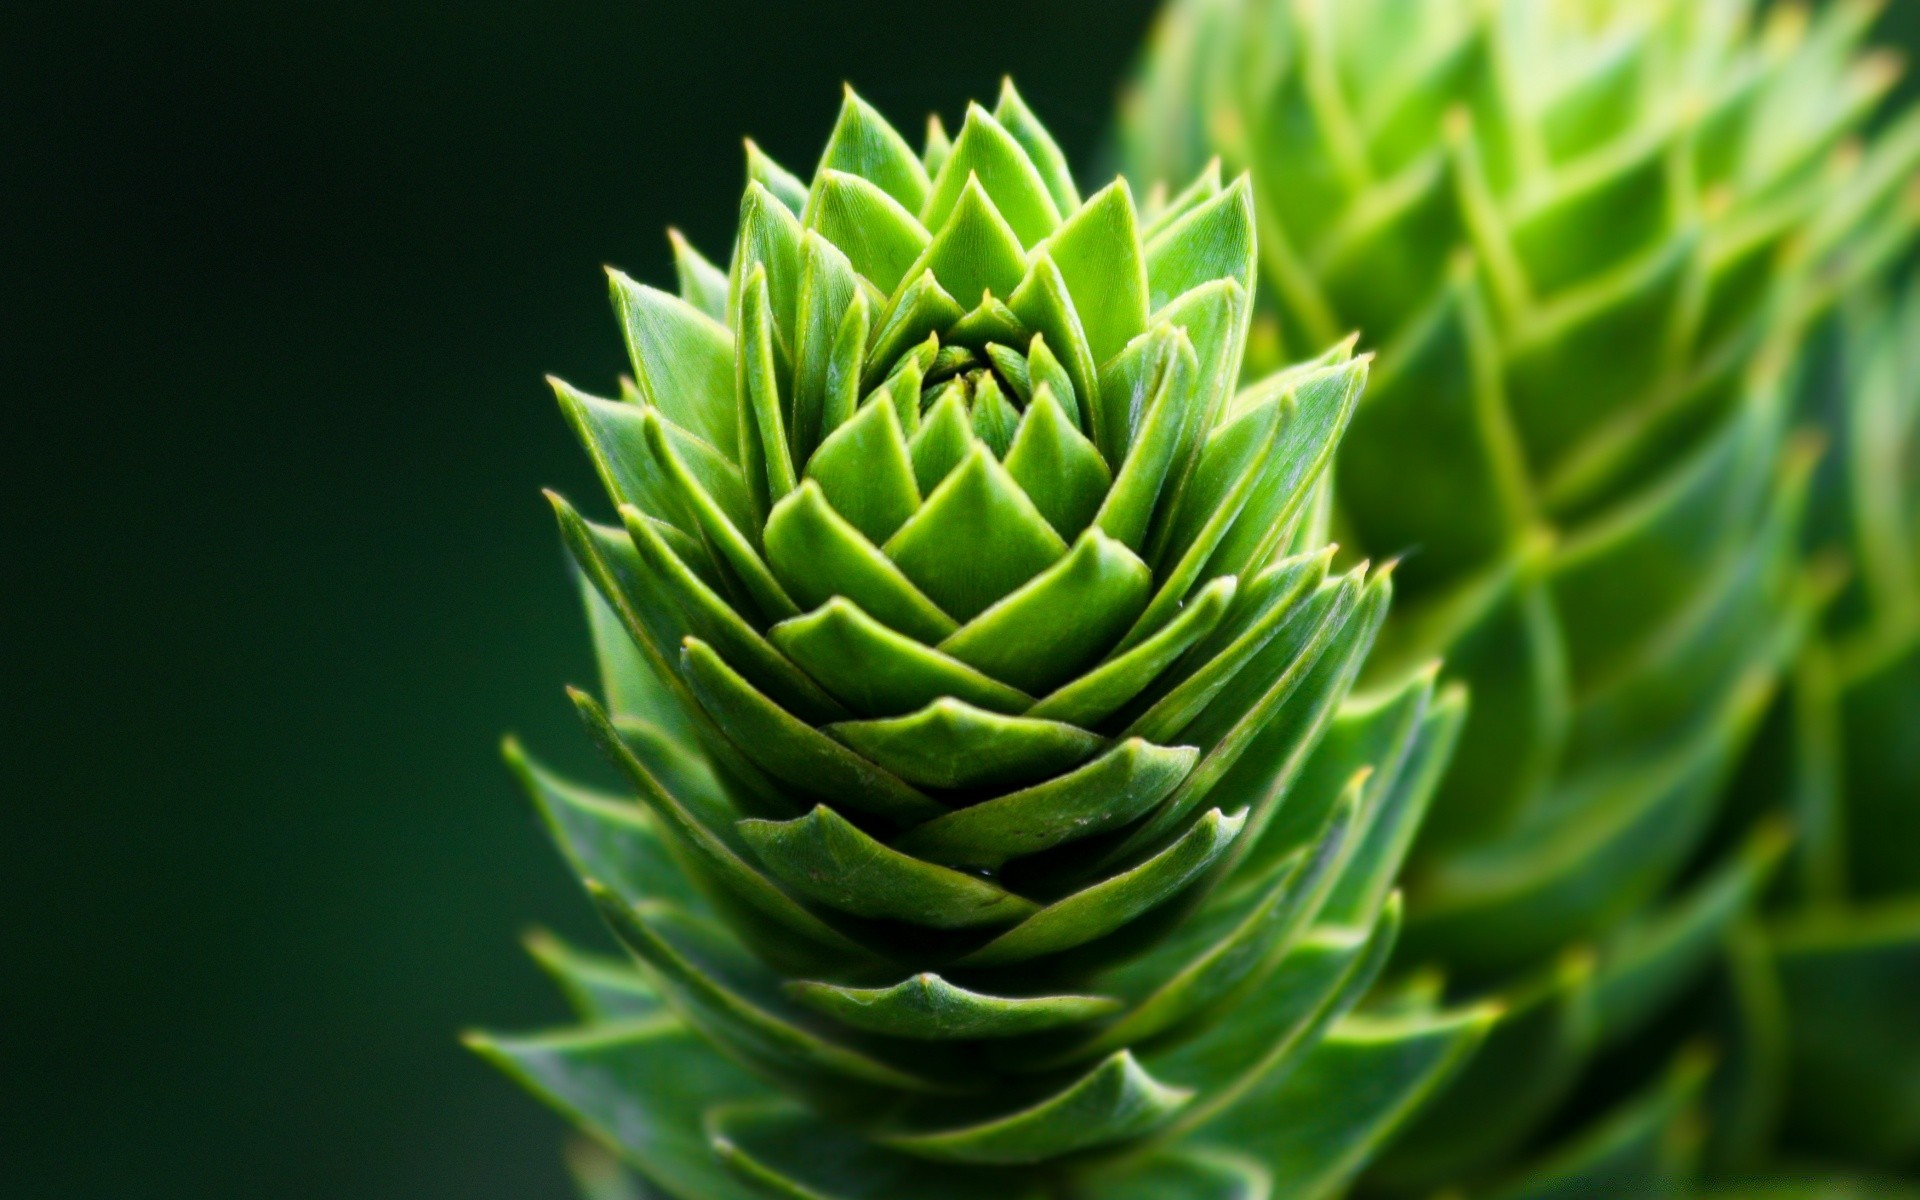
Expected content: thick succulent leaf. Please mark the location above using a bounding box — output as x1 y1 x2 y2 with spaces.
909 175 1027 309
1145 174 1257 315
580 553 698 743
992 78 1079 217
865 337 934 434
526 931 664 1023
1508 234 1701 502
707 1101 1045 1200
810 87 931 216
1548 397 1777 695
788 973 1119 1042
592 888 945 1099
623 509 837 723
505 738 710 916
1188 1003 1497 1200
738 266 800 506
1141 159 1222 239
552 381 693 536
907 385 973 493
1026 334 1084 426
1116 567 1381 866
669 227 730 323
921 103 1063 250
816 290 871 443
1316 153 1465 342
1152 900 1406 1134
1029 576 1236 729
790 233 864 464
552 497 705 718
1001 388 1111 542
1204 358 1367 582
1508 129 1674 295
800 392 921 548
1062 790 1360 1065
469 1018 771 1200
1320 679 1467 925
746 140 810 215
1378 549 1570 849
1146 279 1246 448
921 114 952 183
1043 179 1151 367
769 599 1032 719
883 446 1069 623
1130 386 1285 640
1007 253 1101 432
1093 326 1201 535
738 806 1037 930
679 638 944 826
878 1051 1192 1165
894 740 1198 872
1124 550 1332 744
1371 954 1597 1188
730 182 806 352
957 808 1247 967
810 170 930 296
1565 449 1808 770
825 700 1104 793
867 274 965 387
972 375 1024 459
948 294 1030 350
1228 661 1428 895
643 414 800 622
763 482 953 646
608 271 738 459
573 688 878 963
938 529 1152 696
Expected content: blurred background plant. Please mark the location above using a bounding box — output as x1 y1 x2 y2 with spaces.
1725 272 1920 1187
1121 0 1920 1194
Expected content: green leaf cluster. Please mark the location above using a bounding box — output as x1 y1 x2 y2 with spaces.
474 83 1488 1200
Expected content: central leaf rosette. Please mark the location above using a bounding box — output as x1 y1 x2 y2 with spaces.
478 84 1473 1198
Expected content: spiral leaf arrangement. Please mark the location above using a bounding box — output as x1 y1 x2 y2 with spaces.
471 83 1486 1200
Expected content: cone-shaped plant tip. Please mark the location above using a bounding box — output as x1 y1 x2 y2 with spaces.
474 82 1489 1199
1124 0 1920 1191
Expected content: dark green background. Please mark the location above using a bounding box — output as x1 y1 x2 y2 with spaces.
12 3 1920 1198
8 2 1154 1196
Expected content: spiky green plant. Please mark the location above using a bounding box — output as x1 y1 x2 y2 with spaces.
1123 0 1920 1190
1730 276 1920 1187
470 83 1492 1200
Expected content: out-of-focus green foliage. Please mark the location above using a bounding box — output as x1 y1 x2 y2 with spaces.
1739 277 1920 1180
1123 0 1919 1193
474 83 1491 1199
